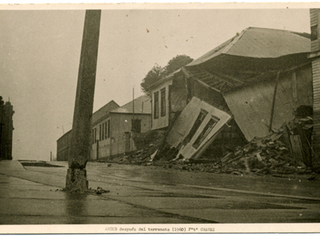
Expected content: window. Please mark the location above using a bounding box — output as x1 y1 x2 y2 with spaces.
132 119 141 133
107 119 111 138
154 91 159 119
184 109 208 143
160 88 166 117
91 129 94 144
104 121 108 139
92 128 97 143
193 116 219 149
99 124 102 141
101 122 105 140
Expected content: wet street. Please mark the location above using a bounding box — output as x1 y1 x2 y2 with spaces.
0 160 320 226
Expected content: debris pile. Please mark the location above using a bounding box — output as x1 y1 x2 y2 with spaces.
109 129 165 165
218 136 307 176
93 186 110 195
151 113 315 176
119 146 157 166
156 114 316 176
104 110 318 177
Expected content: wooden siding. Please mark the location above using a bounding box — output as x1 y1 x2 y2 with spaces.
224 65 313 141
310 9 319 27
170 75 188 114
312 59 320 163
310 9 320 53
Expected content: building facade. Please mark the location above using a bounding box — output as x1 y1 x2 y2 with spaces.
57 95 152 161
56 130 72 162
90 95 151 160
0 96 14 160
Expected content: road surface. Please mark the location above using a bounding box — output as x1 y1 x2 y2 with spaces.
0 160 319 227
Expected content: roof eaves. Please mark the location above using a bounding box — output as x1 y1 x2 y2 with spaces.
148 71 177 90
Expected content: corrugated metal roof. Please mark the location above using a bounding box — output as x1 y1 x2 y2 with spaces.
111 95 151 114
187 27 310 67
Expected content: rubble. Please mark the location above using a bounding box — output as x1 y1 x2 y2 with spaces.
101 114 318 179
94 186 110 195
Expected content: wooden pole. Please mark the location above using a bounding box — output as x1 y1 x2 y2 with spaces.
269 71 281 132
66 10 101 192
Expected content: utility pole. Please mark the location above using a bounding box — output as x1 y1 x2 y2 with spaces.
66 10 101 192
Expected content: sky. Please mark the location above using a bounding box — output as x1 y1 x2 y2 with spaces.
0 6 311 160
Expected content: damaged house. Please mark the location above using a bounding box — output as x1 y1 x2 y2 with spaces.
151 27 313 163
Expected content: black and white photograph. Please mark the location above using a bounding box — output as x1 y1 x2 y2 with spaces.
0 3 319 234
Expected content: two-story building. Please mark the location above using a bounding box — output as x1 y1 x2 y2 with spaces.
57 95 152 161
90 95 151 160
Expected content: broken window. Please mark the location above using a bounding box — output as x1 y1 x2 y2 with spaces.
132 119 141 133
184 109 208 144
193 116 219 149
160 87 166 117
154 91 159 119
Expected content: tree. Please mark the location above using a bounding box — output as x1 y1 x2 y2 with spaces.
140 55 193 94
164 54 193 76
141 64 164 95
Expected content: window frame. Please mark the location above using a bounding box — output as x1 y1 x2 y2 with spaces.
160 87 166 117
154 91 159 119
192 116 219 149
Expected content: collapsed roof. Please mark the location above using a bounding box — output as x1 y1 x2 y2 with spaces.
183 27 311 93
162 27 312 147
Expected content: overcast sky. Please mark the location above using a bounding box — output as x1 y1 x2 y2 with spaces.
0 7 311 160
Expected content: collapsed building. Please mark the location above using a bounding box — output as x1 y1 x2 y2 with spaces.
149 27 316 169
57 27 318 174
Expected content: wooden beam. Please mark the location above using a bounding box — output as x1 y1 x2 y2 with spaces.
269 70 281 132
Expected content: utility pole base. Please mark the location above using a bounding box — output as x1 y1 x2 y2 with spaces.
66 168 88 192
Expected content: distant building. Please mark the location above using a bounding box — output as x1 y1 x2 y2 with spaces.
56 95 152 161
0 96 14 160
57 100 119 162
56 129 72 162
91 95 151 160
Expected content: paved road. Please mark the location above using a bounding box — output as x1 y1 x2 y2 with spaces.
0 160 320 227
